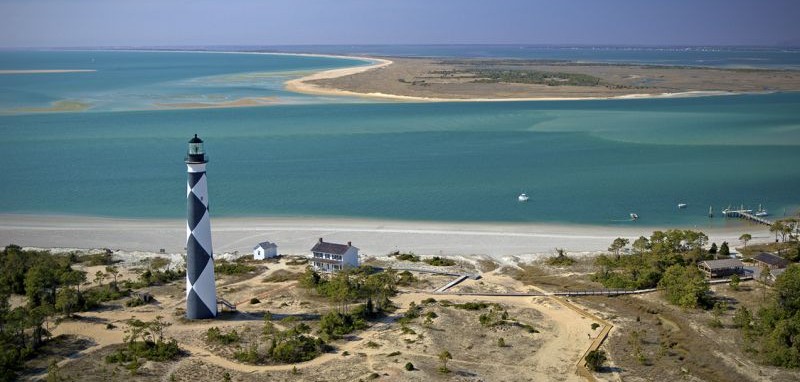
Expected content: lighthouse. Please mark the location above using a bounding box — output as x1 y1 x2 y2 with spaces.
184 134 217 319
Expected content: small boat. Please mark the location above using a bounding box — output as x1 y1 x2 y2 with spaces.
755 204 769 217
708 206 714 218
677 203 688 209
630 213 639 221
518 193 529 202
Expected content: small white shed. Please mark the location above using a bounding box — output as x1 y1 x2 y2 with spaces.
253 241 278 260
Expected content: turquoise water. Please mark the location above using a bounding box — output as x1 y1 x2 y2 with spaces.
0 50 369 112
0 50 798 226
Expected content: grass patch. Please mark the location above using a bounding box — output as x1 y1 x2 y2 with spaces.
263 269 302 283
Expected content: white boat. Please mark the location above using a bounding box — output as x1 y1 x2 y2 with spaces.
518 193 529 202
630 213 639 221
755 204 769 217
677 203 687 209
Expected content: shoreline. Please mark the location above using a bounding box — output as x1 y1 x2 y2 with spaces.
0 213 762 259
281 54 759 102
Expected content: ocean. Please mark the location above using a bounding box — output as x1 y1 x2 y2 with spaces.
0 48 798 227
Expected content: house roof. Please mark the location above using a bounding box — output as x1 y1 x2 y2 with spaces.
311 238 354 255
254 241 277 250
770 268 787 279
753 252 790 268
700 258 744 270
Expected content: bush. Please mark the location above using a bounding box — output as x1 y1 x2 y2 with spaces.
205 327 240 345
423 256 456 266
585 350 606 371
395 253 420 262
263 269 302 283
319 311 367 341
250 297 260 304
404 362 414 371
215 260 256 275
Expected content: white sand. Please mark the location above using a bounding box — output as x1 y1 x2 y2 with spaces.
0 214 761 259
0 69 96 74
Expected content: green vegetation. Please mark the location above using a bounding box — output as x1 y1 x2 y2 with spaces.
470 69 603 86
404 362 414 371
423 256 456 267
235 319 328 364
105 316 182 371
205 327 241 345
592 230 712 307
719 242 730 258
585 349 607 371
438 350 452 373
214 259 256 275
730 274 741 291
285 257 308 266
262 269 302 283
299 266 398 316
658 265 710 309
392 252 420 262
740 265 800 367
0 245 137 381
76 251 116 266
546 248 576 266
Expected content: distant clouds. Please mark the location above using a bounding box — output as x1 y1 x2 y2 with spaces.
1 0 798 47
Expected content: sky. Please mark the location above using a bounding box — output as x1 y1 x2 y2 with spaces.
0 0 798 48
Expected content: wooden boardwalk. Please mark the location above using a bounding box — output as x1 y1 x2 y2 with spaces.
723 209 773 226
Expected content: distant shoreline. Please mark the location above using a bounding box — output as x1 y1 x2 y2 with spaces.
285 55 800 102
0 213 760 258
0 69 96 74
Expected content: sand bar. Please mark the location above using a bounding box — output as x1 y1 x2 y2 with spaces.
0 214 761 259
0 69 96 74
285 56 800 102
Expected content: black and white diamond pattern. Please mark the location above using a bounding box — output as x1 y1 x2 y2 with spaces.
186 165 217 319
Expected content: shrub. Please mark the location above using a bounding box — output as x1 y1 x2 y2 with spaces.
395 253 420 262
423 256 456 267
387 351 401 357
404 362 414 371
585 350 606 371
250 297 260 304
205 327 240 345
263 269 302 283
215 260 256 275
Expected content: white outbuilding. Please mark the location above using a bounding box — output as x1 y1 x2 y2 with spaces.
253 241 278 260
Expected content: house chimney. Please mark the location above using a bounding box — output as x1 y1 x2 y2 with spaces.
319 237 323 243
348 241 352 246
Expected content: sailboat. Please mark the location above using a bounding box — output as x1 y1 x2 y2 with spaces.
755 204 769 217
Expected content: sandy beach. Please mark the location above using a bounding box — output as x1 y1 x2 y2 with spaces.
0 214 761 259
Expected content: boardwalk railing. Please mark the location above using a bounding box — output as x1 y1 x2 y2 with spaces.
217 297 236 312
723 209 773 226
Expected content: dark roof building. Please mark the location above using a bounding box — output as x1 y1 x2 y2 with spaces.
753 252 790 269
699 258 745 278
311 238 353 255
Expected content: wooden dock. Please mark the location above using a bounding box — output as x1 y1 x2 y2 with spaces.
722 209 773 226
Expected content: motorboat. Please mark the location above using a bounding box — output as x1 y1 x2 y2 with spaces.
630 213 639 221
518 193 529 202
755 204 769 217
677 203 687 209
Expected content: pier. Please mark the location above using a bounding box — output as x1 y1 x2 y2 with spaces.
722 209 773 226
